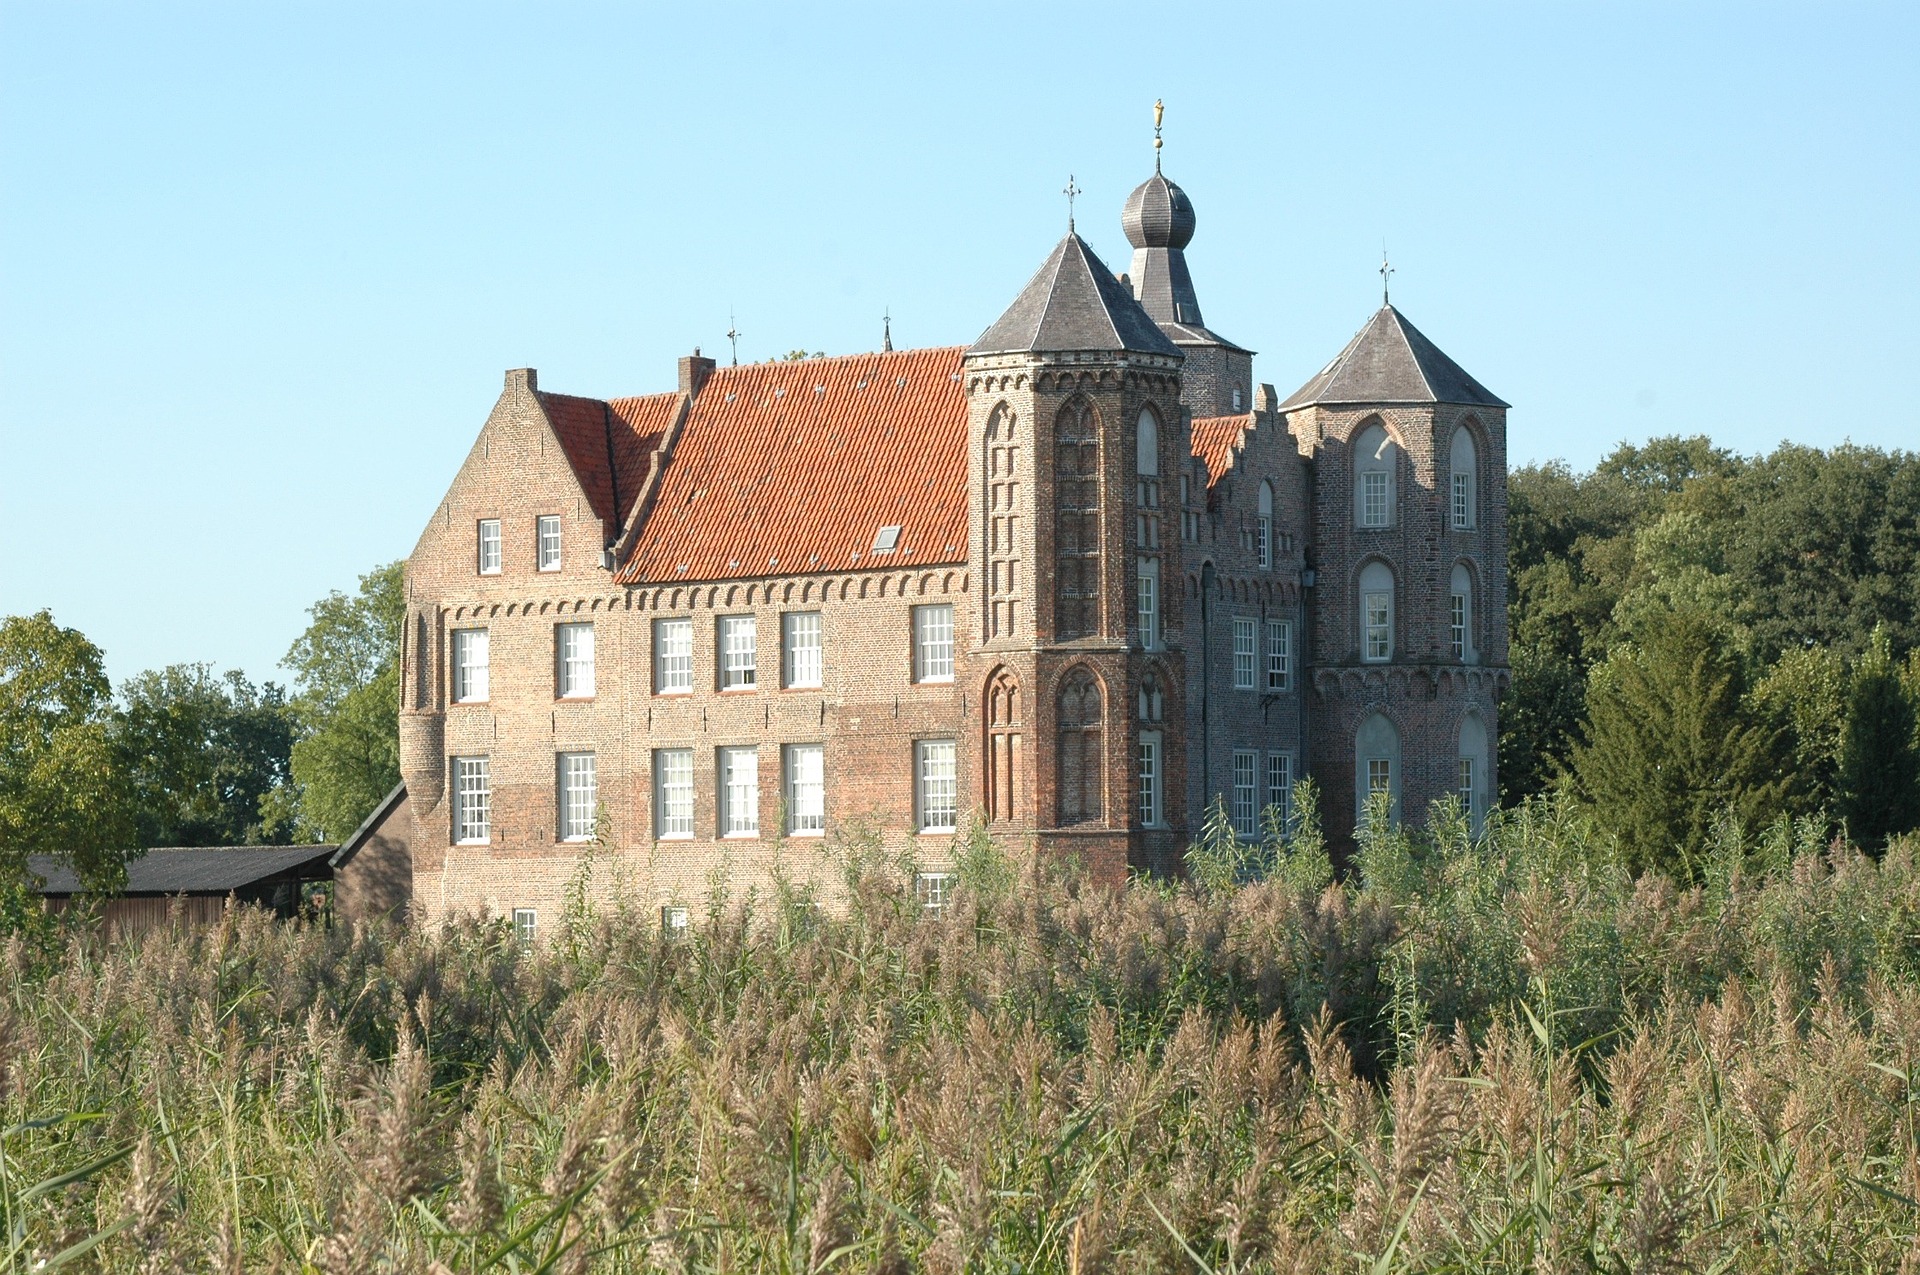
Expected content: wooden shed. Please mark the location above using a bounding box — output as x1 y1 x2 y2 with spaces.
30 845 338 938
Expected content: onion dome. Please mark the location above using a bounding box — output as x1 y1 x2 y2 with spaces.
1122 172 1196 251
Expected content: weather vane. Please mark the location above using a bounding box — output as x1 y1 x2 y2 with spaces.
726 311 741 366
883 307 892 353
1063 174 1081 232
1154 99 1164 172
1379 249 1394 306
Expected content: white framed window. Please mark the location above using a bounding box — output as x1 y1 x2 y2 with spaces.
719 746 760 837
452 755 490 843
1257 480 1274 569
1361 472 1389 528
512 908 536 948
1360 561 1394 663
915 871 952 913
1138 732 1161 827
557 751 596 841
537 515 562 571
654 748 693 839
719 616 757 690
1354 424 1397 530
654 618 693 694
1451 428 1478 530
477 519 502 574
912 605 954 683
1452 474 1473 530
556 622 595 698
783 612 823 688
916 739 957 832
1232 618 1257 690
1232 750 1258 838
1450 592 1467 660
785 743 825 836
660 905 690 936
1137 558 1159 649
1458 756 1477 814
452 628 489 703
1368 757 1393 802
1266 620 1291 691
1267 752 1292 830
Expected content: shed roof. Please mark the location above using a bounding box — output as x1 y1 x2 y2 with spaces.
29 845 338 896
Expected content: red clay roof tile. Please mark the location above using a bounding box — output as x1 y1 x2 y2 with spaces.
1190 413 1253 497
537 390 679 528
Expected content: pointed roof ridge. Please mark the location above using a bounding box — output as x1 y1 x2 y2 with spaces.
1278 304 1506 411
968 233 1180 358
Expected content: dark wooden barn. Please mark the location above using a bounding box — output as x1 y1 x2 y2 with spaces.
30 845 338 938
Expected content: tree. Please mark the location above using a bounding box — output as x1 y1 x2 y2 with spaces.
0 612 136 894
283 563 405 840
1836 628 1920 850
114 665 296 847
1571 609 1791 876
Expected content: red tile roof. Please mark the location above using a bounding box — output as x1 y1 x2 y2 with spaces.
615 348 970 585
538 390 679 527
1190 413 1253 496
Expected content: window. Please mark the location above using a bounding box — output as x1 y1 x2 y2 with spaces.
1353 424 1397 529
453 756 490 843
1450 564 1474 663
783 612 822 688
1138 732 1160 827
512 908 536 949
1458 756 1477 813
1360 562 1394 662
537 515 562 571
661 905 690 936
1459 713 1489 830
915 871 952 913
1266 620 1291 691
719 616 757 690
654 748 693 839
1267 753 1293 831
913 605 954 682
654 618 693 694
1180 473 1198 542
785 744 824 836
1356 711 1403 824
719 746 759 837
1232 750 1258 838
556 622 595 698
557 752 596 841
452 629 489 702
1137 558 1159 649
477 519 502 574
917 740 958 832
1135 408 1161 550
1232 618 1257 689
1450 428 1478 530
1368 758 1393 799
1257 481 1274 569
872 525 902 554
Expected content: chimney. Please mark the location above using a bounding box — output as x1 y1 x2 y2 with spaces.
678 348 716 397
505 367 538 392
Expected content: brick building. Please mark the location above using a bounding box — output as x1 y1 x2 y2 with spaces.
362 162 1509 928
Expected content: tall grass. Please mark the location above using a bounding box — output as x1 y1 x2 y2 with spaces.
3 795 1918 1272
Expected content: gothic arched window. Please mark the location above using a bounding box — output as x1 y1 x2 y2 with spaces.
1457 711 1488 829
986 404 1022 639
1353 423 1398 529
1055 398 1102 639
1355 711 1402 825
1449 563 1475 663
985 667 1022 824
1057 667 1105 824
1359 560 1395 662
1450 426 1478 531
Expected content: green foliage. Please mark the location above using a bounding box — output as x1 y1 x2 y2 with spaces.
1838 627 1920 849
113 663 296 847
1571 609 1791 875
0 612 135 896
282 562 404 839
5 819 1920 1270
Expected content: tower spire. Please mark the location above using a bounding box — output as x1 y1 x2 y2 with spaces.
1063 174 1081 233
1153 99 1164 173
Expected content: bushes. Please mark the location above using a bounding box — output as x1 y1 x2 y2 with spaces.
4 809 1920 1272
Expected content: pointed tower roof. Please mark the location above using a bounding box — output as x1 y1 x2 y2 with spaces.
1279 305 1507 410
969 233 1180 358
1120 169 1248 353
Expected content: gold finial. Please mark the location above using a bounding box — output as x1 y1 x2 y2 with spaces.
1153 99 1164 171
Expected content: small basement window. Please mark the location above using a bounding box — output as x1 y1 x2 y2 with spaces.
872 525 902 554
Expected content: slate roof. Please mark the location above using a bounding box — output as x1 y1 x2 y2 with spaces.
1279 305 1506 411
615 347 971 585
538 389 679 528
29 845 337 896
969 234 1181 358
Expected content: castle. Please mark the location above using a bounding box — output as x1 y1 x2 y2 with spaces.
343 151 1510 931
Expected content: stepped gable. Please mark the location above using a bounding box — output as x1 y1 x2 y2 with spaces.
1279 305 1507 410
1189 412 1253 497
616 347 969 585
537 389 679 526
969 233 1180 358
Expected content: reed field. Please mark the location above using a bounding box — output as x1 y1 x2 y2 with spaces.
4 793 1919 1273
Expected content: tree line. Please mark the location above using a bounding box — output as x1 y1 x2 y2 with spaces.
1504 436 1920 873
0 564 403 897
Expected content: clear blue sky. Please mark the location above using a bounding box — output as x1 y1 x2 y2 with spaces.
3 2 1915 688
